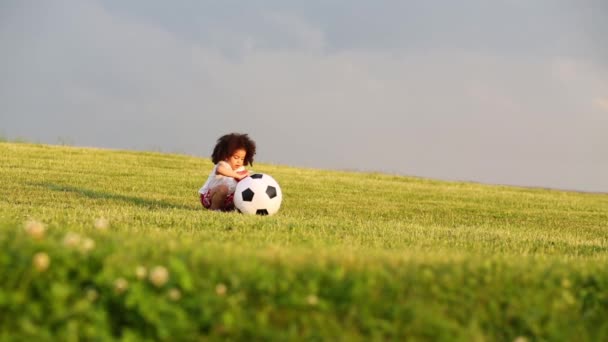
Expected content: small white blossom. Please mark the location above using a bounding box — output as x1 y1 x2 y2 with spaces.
168 288 182 301
114 278 129 294
63 232 81 248
135 266 147 280
94 217 109 231
33 252 50 272
25 220 46 239
215 283 227 296
149 266 169 287
81 238 95 252
306 294 319 306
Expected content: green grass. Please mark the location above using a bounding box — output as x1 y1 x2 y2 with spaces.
1 142 607 341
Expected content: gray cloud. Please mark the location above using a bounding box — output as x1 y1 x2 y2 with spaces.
99 0 608 61
1 0 607 192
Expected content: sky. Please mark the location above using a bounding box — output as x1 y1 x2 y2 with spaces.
1 0 607 192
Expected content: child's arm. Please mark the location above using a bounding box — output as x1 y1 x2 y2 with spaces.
216 162 249 180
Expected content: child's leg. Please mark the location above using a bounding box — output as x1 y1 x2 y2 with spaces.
209 185 230 210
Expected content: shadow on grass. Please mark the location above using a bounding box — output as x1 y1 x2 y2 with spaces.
32 182 198 211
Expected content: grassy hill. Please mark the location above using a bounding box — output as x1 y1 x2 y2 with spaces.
1 142 607 340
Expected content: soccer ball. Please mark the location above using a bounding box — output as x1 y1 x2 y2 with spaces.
234 173 282 215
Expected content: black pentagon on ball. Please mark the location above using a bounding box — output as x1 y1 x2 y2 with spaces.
266 185 277 199
256 209 269 216
250 173 263 179
241 188 254 202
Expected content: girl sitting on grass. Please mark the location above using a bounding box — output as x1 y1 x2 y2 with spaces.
199 133 256 211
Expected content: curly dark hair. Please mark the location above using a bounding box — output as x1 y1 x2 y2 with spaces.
211 133 257 166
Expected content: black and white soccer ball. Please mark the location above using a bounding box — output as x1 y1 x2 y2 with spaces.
234 173 282 215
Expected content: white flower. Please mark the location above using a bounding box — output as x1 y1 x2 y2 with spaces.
94 217 109 231
168 288 182 301
135 266 147 280
81 238 95 252
149 266 169 287
114 278 129 294
33 252 50 272
306 294 319 306
25 220 46 239
215 283 227 296
63 232 81 248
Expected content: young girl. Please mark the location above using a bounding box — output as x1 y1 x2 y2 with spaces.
199 133 256 211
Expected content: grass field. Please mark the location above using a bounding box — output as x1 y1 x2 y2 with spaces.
1 142 607 341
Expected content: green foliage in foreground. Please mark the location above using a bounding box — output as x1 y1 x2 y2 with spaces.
0 142 607 341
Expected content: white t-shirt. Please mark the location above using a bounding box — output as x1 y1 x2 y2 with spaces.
198 161 245 195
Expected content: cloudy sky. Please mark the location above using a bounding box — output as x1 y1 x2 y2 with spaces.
1 0 607 192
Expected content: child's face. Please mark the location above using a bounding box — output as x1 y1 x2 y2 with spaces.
226 148 246 170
